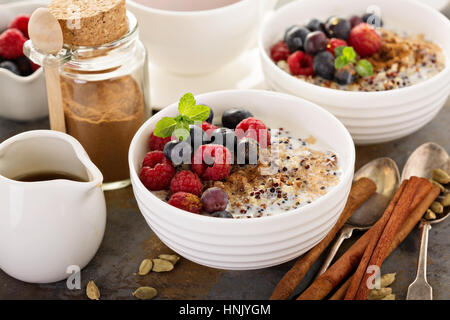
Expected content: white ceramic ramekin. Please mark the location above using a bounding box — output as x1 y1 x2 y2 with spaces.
127 0 278 75
0 1 47 121
129 89 355 270
259 0 450 145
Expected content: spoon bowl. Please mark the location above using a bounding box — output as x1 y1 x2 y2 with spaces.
402 142 450 223
350 158 401 228
317 157 400 276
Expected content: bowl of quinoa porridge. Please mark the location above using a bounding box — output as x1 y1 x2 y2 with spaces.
259 0 450 145
129 90 355 270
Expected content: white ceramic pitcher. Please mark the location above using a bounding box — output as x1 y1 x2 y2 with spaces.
0 130 106 284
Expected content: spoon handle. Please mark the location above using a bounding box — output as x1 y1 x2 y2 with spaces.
406 221 433 300
316 225 355 277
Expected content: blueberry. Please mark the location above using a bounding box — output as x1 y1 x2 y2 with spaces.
206 107 214 124
335 65 356 85
0 61 20 76
209 128 237 153
284 25 310 52
209 210 233 219
201 187 229 213
304 31 328 55
14 56 32 76
187 125 208 150
324 17 351 40
163 140 192 165
236 137 259 165
362 13 383 27
221 108 253 129
306 19 326 32
313 51 335 80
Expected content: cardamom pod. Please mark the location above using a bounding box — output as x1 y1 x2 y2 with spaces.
367 287 392 300
441 193 450 207
430 201 444 214
380 273 396 288
432 168 450 184
152 259 174 272
425 209 436 220
86 280 100 300
132 287 157 300
159 254 180 266
138 259 153 276
381 294 396 300
430 179 446 193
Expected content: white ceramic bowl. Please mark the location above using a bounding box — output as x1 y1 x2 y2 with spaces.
0 1 48 121
129 90 355 270
259 0 450 145
127 0 277 75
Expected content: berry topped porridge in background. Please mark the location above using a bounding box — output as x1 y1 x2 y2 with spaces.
270 12 445 91
138 93 341 219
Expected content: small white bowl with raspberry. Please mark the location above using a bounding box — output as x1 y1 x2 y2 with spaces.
259 0 450 145
129 89 355 270
0 1 47 121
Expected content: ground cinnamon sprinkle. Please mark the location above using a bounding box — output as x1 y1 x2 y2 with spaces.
61 75 146 182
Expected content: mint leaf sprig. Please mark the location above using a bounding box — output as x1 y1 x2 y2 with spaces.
153 93 211 140
334 46 374 77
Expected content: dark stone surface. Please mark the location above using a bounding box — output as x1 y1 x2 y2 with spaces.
0 102 448 300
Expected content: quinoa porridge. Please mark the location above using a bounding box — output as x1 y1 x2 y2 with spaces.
277 29 445 92
270 14 446 92
209 128 341 218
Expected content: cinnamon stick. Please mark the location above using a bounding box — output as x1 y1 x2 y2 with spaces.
354 177 431 300
344 179 411 299
329 276 352 300
297 180 407 300
328 184 440 300
269 178 377 300
387 184 440 255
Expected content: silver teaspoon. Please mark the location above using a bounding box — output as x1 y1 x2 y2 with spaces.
316 157 400 276
402 142 450 300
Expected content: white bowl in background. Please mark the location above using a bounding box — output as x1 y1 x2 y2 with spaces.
259 0 450 145
127 0 277 75
129 89 355 270
0 1 48 122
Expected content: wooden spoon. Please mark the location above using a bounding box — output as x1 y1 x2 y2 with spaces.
28 8 66 133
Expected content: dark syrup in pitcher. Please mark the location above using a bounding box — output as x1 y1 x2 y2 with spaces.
14 171 87 182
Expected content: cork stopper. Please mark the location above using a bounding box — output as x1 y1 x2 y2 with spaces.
48 0 128 47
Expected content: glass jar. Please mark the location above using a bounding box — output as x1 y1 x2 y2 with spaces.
25 12 150 191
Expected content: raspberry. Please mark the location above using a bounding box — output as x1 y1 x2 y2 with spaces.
0 29 27 59
287 51 315 76
149 132 172 151
270 40 290 62
139 151 175 190
30 61 40 72
192 144 232 181
9 15 30 38
326 38 348 56
348 23 382 57
235 117 271 147
170 170 203 196
200 121 218 136
168 192 202 214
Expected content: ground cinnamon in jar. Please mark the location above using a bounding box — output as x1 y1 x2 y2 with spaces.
61 75 146 182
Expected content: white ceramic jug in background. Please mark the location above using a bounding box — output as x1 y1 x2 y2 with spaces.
0 130 106 284
127 0 278 75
